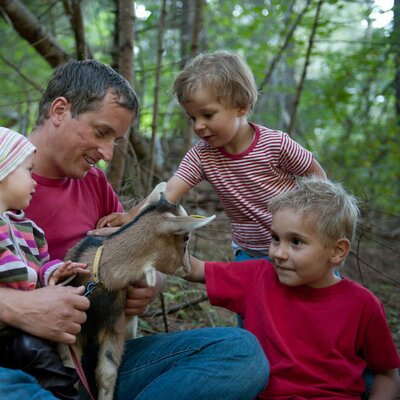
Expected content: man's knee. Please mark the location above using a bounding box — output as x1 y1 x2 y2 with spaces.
216 328 269 383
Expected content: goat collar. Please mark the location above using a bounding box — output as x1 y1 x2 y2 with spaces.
92 245 105 287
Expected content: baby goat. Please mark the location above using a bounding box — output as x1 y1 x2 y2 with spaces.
64 182 215 400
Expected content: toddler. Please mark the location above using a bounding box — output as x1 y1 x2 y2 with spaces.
0 127 89 400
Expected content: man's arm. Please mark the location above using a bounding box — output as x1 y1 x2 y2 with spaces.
125 272 166 316
369 369 400 400
0 286 90 344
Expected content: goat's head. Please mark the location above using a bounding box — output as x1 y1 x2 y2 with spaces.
107 182 215 283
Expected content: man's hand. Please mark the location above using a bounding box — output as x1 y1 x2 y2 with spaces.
96 212 131 229
87 210 135 237
87 226 119 237
0 286 90 345
125 272 166 316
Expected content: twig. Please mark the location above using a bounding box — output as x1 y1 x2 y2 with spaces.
349 249 400 285
0 54 44 94
159 291 169 332
258 0 312 91
143 293 209 318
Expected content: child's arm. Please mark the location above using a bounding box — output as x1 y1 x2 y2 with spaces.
165 175 193 202
304 158 327 179
48 261 89 286
95 176 193 230
369 368 400 400
184 255 206 283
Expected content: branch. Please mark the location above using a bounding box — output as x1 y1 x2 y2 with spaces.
349 249 400 285
0 53 44 94
0 0 70 67
288 0 323 135
258 0 312 91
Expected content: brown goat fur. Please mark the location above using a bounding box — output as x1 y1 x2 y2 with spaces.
64 183 215 400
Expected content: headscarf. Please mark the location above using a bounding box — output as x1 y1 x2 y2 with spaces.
0 127 36 181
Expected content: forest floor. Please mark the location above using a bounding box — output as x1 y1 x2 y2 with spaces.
139 184 400 376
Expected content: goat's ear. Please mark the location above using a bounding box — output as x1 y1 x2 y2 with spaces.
159 215 216 234
139 182 167 212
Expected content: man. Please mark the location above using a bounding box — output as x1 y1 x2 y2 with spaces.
0 60 269 399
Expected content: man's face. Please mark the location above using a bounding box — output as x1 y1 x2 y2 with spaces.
49 92 134 179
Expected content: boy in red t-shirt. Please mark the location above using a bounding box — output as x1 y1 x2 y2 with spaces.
185 176 400 399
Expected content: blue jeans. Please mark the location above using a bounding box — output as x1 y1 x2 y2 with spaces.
113 328 269 399
0 367 57 399
0 327 268 400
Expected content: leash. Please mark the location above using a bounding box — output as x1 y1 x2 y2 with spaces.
69 345 95 400
69 244 106 398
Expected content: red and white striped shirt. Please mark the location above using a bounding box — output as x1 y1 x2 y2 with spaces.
175 123 313 253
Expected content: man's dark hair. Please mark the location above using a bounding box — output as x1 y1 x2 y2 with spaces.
36 60 139 125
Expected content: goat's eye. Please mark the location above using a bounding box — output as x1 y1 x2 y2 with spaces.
184 235 189 242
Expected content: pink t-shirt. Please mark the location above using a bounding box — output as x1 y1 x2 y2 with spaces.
175 123 313 253
25 168 123 260
206 260 400 399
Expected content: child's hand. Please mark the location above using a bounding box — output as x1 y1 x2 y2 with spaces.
96 212 131 228
49 261 89 286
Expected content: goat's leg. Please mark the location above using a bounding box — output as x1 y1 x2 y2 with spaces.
96 317 125 400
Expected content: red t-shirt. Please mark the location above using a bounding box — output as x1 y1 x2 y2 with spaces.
206 259 400 399
25 168 123 260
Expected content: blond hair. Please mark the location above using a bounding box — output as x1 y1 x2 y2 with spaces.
269 176 359 244
173 50 258 113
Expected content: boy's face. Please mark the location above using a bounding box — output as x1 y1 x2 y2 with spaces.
269 208 340 289
181 87 252 154
0 153 36 212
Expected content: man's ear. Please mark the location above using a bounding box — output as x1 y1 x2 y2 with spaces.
49 97 70 126
331 238 350 265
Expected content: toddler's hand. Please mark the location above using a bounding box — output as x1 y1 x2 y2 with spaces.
49 261 89 286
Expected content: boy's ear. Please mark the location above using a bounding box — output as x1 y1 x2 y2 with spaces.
49 97 70 126
330 238 350 265
237 106 249 116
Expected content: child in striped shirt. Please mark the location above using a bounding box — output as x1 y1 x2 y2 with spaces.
0 127 89 399
97 50 327 261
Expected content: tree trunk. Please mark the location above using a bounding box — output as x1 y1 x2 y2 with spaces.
147 0 167 192
107 0 134 192
62 0 90 60
183 0 204 153
394 0 400 126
